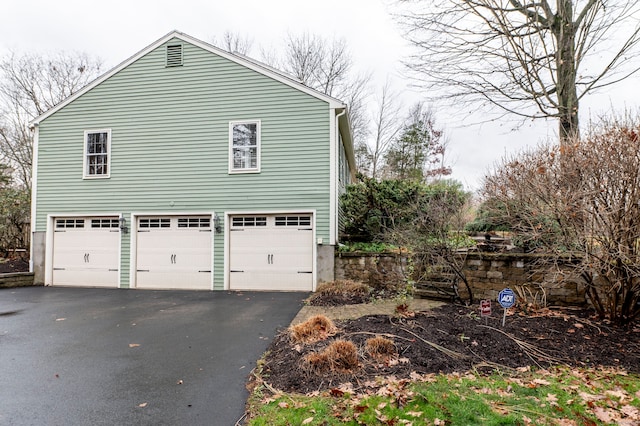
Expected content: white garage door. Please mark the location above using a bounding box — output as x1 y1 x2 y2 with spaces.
229 214 313 291
136 216 212 290
52 217 120 287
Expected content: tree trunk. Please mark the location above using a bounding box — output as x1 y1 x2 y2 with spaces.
555 0 580 143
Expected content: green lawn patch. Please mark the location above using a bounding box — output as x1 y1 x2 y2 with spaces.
247 366 640 425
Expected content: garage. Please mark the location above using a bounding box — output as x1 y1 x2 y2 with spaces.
228 214 313 291
51 217 120 287
135 216 212 290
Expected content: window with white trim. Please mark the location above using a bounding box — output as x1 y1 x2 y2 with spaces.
91 218 119 228
139 218 171 228
229 120 260 173
83 129 111 178
275 216 311 227
178 217 211 228
232 216 267 227
56 219 85 229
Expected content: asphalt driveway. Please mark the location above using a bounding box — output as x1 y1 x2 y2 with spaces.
0 287 307 425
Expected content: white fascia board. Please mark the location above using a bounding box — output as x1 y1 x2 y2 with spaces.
29 126 39 272
30 30 345 126
329 108 338 246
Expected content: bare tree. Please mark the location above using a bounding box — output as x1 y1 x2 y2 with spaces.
395 0 640 142
0 51 102 188
277 33 371 153
282 32 350 96
368 80 403 179
213 31 254 55
482 115 640 324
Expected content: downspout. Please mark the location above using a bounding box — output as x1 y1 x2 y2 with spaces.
29 123 39 273
332 109 346 245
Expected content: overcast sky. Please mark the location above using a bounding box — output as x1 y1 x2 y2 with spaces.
2 0 639 190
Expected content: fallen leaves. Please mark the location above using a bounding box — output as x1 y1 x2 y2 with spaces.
128 343 140 348
255 366 640 426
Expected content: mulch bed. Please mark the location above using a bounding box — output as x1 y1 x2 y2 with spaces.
0 258 29 274
262 304 640 394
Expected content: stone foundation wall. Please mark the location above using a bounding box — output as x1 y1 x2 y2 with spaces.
335 252 586 306
463 253 585 305
335 252 407 291
0 272 37 288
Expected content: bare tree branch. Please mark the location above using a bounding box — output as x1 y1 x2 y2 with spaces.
481 114 640 324
395 0 640 142
0 51 102 189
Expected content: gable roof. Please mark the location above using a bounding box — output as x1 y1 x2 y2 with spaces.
29 30 348 127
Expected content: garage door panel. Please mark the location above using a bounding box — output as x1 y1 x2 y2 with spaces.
51 218 120 288
136 217 212 290
229 215 313 291
137 271 210 290
230 271 313 291
53 269 118 288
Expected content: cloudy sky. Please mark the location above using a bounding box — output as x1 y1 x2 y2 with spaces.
2 0 639 190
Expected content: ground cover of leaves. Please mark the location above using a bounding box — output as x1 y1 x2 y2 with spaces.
261 304 640 395
0 258 29 273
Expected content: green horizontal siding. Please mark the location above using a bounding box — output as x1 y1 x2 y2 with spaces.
35 38 332 290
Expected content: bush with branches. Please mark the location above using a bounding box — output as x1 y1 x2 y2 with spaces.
481 116 640 324
341 177 474 303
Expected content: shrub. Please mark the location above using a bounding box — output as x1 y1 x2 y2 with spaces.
340 177 469 243
315 279 370 296
481 115 640 324
289 315 337 344
365 336 397 360
302 340 359 374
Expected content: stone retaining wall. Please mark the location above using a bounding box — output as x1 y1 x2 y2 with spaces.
335 252 586 306
0 272 37 288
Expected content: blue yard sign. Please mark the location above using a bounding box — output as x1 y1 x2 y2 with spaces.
498 288 516 308
498 288 516 326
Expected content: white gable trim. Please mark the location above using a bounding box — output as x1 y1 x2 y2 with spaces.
30 30 345 126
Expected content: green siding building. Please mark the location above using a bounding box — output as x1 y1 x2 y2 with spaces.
30 31 355 292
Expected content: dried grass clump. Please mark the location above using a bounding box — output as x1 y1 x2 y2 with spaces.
316 279 370 296
289 314 337 344
302 339 360 375
365 336 397 360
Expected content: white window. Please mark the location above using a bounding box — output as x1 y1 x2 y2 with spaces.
229 120 260 173
83 129 111 178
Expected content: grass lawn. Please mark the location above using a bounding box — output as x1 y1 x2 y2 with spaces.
246 365 640 425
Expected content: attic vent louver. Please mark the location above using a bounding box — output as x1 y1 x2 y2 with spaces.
166 44 183 67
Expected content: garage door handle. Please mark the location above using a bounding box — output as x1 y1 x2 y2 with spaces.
230 270 244 273
108 269 119 272
53 268 65 271
137 269 150 272
298 271 313 274
198 270 211 273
